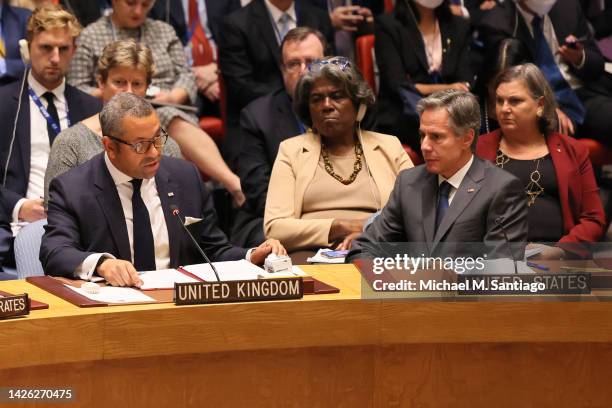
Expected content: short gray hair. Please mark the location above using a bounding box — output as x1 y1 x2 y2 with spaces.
294 56 375 127
416 89 481 150
100 92 155 138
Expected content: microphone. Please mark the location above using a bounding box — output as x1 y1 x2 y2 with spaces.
495 216 518 275
170 205 220 281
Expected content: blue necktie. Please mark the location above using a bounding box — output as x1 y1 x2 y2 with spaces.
130 179 156 271
531 16 586 125
435 181 452 233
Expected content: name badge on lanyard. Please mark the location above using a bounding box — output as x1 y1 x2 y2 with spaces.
28 87 70 136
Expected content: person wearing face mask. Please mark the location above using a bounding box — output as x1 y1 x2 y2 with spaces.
478 0 612 146
374 0 473 151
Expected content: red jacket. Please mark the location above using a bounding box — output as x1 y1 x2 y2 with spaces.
476 130 606 245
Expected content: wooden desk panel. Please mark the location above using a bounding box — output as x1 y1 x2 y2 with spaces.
2 264 612 407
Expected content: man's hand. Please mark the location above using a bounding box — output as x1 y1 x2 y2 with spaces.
450 82 470 92
18 198 45 222
192 63 219 93
449 4 464 16
556 108 575 135
203 81 220 102
330 6 366 31
526 243 566 260
480 0 496 10
559 35 585 67
96 259 143 287
250 239 287 265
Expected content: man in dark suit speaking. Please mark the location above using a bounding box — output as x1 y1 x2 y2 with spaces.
41 93 285 287
348 90 528 261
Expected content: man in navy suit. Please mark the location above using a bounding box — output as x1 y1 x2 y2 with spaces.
0 5 101 225
0 1 31 85
41 93 285 287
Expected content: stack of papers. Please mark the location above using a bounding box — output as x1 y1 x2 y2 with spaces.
182 260 306 281
138 268 199 290
64 285 155 304
306 249 346 264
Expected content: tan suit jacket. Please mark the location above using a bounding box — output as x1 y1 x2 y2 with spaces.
264 130 413 251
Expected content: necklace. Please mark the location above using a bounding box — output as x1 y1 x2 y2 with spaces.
496 149 544 206
321 142 363 185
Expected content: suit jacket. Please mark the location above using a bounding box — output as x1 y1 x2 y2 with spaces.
478 0 605 84
41 154 247 278
231 89 302 247
59 0 104 27
0 4 30 84
347 157 529 261
149 0 241 45
0 78 102 216
218 0 334 164
264 130 413 251
374 10 472 148
476 130 606 244
0 193 11 271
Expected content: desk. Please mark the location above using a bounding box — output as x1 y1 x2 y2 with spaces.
1 264 612 407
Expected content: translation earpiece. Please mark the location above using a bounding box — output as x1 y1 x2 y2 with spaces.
19 39 30 65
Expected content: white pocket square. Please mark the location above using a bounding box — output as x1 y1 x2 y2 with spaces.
184 216 203 226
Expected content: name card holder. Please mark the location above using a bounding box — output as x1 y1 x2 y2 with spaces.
0 294 30 319
174 277 304 305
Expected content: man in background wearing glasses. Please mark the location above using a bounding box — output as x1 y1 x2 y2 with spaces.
41 93 285 287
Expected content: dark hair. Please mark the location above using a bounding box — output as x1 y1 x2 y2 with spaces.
294 57 375 128
493 63 557 135
280 27 327 58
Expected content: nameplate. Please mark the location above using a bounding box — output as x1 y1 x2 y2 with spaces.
0 294 30 319
174 278 303 305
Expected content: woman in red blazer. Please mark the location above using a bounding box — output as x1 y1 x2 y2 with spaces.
476 64 606 259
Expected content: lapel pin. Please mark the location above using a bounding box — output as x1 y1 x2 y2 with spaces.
556 148 561 153
467 188 475 193
168 192 174 197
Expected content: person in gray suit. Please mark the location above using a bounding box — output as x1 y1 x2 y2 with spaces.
347 89 528 261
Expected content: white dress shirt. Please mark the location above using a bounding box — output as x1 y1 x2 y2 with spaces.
438 155 474 205
12 73 69 223
76 153 171 279
264 0 297 44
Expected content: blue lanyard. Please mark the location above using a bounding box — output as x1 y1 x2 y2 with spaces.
28 87 70 136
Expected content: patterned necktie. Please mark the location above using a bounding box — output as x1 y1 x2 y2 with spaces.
130 179 156 271
188 0 214 66
435 181 452 232
42 92 61 144
278 13 291 43
531 16 586 125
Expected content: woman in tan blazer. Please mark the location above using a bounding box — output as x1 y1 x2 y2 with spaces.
264 57 413 252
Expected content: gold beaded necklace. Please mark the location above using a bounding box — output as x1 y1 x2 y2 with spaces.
496 149 544 206
321 141 363 185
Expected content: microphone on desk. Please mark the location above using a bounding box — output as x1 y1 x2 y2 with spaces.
170 204 220 281
495 216 518 275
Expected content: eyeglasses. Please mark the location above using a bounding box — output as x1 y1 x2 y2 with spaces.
107 128 169 154
307 57 352 73
283 58 316 73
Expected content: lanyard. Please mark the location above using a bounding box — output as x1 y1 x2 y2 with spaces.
28 87 70 136
109 17 144 43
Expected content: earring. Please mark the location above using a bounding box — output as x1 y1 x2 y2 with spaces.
536 107 543 117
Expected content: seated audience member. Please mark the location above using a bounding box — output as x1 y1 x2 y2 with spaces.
232 27 326 248
41 93 285 286
44 39 182 203
0 5 101 225
479 0 612 145
264 57 413 252
149 0 240 114
218 0 334 166
449 0 497 24
581 0 611 40
476 64 606 259
0 2 31 84
347 89 528 262
59 0 111 27
67 0 245 205
374 0 473 151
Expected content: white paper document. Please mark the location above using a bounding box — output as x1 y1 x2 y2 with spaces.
181 260 307 281
64 284 155 304
306 249 346 264
138 268 199 290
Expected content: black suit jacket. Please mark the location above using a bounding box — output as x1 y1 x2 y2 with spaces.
374 11 472 148
231 89 302 247
347 157 528 261
478 0 605 84
41 154 248 278
0 78 102 217
0 5 31 84
149 0 241 45
0 195 11 271
218 0 334 164
60 0 105 27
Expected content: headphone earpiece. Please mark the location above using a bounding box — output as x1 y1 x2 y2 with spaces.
356 104 366 122
19 39 30 65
